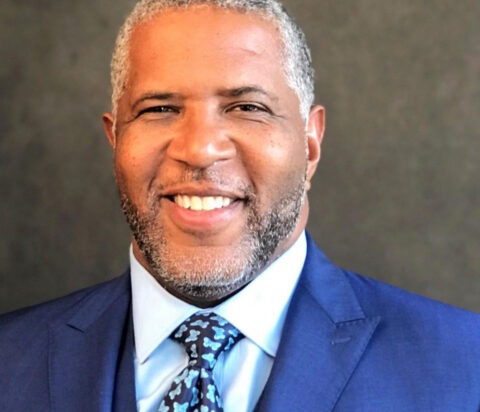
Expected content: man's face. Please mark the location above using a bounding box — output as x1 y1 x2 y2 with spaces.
103 6 324 306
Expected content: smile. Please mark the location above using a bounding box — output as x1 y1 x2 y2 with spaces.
173 195 233 211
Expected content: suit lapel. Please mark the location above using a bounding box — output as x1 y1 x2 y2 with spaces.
256 235 380 412
47 237 378 412
48 273 136 412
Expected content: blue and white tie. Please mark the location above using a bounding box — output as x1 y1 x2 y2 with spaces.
158 312 244 412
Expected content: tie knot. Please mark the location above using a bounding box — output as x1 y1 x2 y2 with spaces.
172 312 243 370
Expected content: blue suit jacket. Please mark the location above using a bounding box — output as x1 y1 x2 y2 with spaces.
1 234 479 411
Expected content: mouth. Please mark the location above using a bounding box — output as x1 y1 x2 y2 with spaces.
158 183 249 231
161 192 244 232
171 195 234 211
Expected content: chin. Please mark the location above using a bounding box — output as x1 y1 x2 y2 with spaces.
145 242 261 299
120 172 307 301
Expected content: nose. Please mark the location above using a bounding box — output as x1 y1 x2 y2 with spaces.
166 109 236 169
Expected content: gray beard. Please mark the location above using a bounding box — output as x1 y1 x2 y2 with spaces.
119 175 306 302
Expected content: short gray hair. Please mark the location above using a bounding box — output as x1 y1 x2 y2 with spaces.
110 0 314 121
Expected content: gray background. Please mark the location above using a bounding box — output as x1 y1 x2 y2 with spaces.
1 0 479 314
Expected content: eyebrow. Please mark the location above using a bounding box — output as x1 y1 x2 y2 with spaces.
132 85 277 111
218 86 278 101
132 92 181 111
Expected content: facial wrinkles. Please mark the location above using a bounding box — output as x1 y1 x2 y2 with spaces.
156 168 253 195
111 7 313 304
146 168 257 217
118 165 307 301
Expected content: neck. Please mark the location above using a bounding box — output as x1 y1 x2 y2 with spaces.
131 200 309 307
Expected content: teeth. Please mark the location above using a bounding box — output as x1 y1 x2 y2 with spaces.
190 196 203 211
214 196 224 208
173 195 234 211
222 197 231 207
202 196 215 211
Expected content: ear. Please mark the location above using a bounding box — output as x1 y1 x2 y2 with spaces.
305 105 325 191
102 113 116 149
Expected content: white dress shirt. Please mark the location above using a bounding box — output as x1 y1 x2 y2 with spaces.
130 231 307 412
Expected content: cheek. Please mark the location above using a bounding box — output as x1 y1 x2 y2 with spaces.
114 131 164 195
242 132 307 196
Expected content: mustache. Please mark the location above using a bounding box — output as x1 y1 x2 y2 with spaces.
152 168 256 200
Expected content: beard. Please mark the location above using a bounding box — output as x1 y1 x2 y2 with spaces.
119 170 306 302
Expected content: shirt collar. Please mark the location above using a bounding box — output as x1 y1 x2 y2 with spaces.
130 231 307 363
130 252 198 363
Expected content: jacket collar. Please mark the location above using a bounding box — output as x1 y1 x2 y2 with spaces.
255 233 381 412
47 233 380 412
48 272 136 412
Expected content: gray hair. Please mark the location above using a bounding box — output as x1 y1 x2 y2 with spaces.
110 0 315 122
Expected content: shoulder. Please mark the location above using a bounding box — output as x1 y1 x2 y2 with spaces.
304 233 480 337
303 234 480 386
344 271 480 399
0 272 131 408
345 269 480 337
0 272 130 342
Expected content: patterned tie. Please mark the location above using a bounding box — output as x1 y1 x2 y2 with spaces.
158 312 244 412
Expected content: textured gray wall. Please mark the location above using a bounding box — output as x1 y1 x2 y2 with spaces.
1 0 479 314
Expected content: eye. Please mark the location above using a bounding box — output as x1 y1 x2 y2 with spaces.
138 105 179 117
228 103 270 114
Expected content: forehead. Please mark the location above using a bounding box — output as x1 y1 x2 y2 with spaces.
126 6 290 95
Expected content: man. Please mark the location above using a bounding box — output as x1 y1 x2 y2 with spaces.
1 0 479 411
